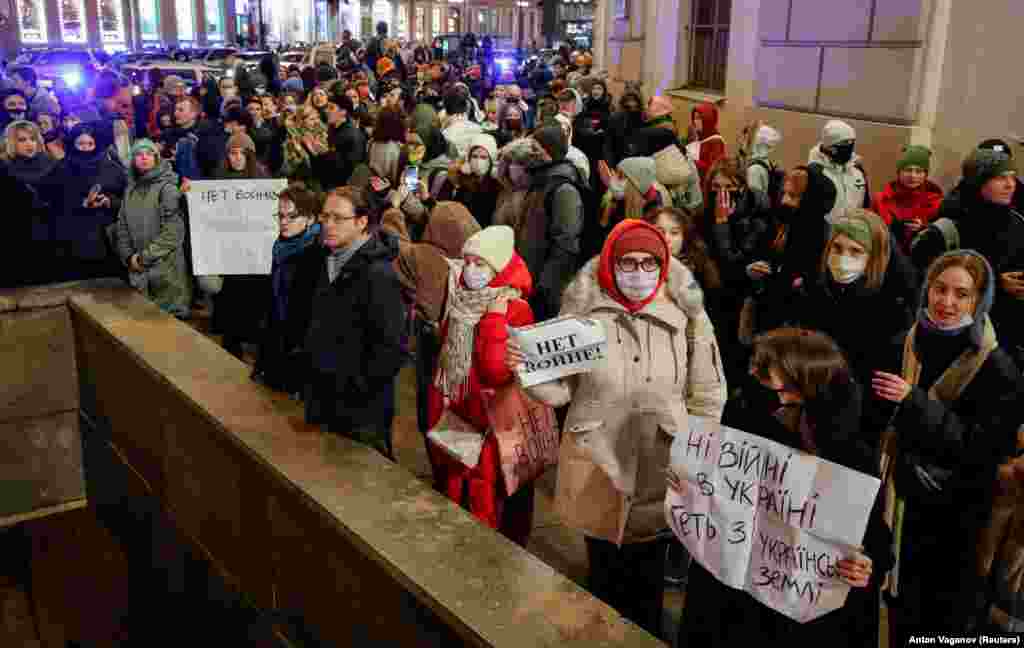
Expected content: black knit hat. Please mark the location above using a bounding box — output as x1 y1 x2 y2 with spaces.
963 149 1016 190
978 138 1014 158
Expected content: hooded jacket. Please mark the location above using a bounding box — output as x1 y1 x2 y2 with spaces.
384 201 482 324
52 125 127 275
493 138 549 237
519 158 586 320
527 232 726 545
115 160 191 317
808 143 870 224
690 102 726 179
745 125 782 211
878 251 1020 636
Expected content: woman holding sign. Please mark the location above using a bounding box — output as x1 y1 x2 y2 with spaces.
509 219 727 639
427 225 537 547
674 328 890 648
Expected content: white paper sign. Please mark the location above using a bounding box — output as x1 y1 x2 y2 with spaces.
186 179 287 276
664 418 880 623
509 316 607 388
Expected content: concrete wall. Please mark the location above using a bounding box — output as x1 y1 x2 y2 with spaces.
60 281 664 648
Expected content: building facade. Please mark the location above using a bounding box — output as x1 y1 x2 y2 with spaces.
593 0 1022 191
0 0 241 56
351 0 543 46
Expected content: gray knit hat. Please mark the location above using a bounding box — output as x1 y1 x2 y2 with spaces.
618 157 657 195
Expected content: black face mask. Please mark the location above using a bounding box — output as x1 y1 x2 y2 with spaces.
826 141 855 165
775 203 799 224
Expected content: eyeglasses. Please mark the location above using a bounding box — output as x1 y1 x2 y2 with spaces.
319 213 358 226
616 257 661 273
277 212 306 222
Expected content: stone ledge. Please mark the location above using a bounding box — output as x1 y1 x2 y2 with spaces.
667 88 727 105
0 279 126 312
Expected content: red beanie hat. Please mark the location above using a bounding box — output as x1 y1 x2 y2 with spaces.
598 219 671 313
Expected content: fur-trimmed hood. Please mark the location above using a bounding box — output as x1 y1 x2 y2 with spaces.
561 255 705 322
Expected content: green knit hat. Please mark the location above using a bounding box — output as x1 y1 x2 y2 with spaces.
131 138 160 158
963 149 1017 189
831 215 873 253
897 145 932 173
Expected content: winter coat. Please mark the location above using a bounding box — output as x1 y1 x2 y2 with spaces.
880 317 1020 633
287 231 406 430
980 426 1024 634
51 146 127 281
682 381 892 648
527 256 727 545
314 119 367 190
441 116 483 160
689 103 726 179
808 144 871 224
426 254 534 532
745 128 782 212
604 108 645 168
439 159 501 229
383 201 482 325
115 161 191 317
874 179 943 251
254 224 321 393
519 159 586 320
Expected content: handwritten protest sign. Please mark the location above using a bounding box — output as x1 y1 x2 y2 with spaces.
427 409 485 469
484 385 559 495
664 418 880 623
509 316 607 387
186 179 287 275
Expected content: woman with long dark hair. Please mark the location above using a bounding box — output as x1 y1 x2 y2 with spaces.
677 328 891 648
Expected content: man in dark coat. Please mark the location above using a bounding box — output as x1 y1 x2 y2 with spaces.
287 186 406 458
314 95 367 190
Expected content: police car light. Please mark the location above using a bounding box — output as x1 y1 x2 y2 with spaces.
62 70 82 87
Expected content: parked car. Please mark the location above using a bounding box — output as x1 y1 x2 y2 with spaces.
279 50 306 66
30 49 103 91
122 62 220 95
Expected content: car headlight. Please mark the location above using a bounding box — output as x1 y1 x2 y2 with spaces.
224 68 234 78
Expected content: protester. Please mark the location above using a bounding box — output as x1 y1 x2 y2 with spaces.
740 121 782 211
873 145 944 251
115 139 191 318
873 250 1021 643
809 120 871 223
253 184 321 394
440 133 500 228
679 328 889 648
286 186 405 458
512 219 726 639
687 101 725 180
51 123 126 282
428 225 535 545
3 120 58 283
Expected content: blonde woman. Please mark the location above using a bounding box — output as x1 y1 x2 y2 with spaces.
2 120 57 284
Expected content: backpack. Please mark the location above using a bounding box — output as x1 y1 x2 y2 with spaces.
747 158 785 207
910 216 960 258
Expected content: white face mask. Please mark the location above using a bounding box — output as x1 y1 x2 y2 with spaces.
929 312 975 331
828 254 867 284
610 178 626 200
471 157 490 177
462 264 495 290
615 268 660 302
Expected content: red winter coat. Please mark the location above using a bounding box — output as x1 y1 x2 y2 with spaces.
692 102 726 180
873 179 944 248
427 253 534 537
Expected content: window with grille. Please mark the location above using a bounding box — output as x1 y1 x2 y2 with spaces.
688 0 731 92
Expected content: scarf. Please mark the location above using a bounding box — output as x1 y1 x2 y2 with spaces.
273 223 320 266
284 119 329 171
326 234 368 283
881 316 998 596
434 258 520 404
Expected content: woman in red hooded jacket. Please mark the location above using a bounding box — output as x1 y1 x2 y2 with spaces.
687 101 726 180
873 145 944 252
427 224 536 546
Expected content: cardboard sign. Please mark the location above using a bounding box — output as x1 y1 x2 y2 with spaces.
186 179 287 276
509 316 607 387
427 409 485 469
483 385 559 495
664 418 880 623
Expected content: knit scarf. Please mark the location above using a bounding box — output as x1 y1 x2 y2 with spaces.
273 223 320 267
434 258 519 404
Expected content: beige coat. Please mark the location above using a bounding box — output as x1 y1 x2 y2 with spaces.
528 257 727 545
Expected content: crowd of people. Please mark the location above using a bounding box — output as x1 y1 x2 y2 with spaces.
3 24 1024 646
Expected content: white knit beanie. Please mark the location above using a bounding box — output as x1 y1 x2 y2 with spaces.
822 120 857 147
462 225 515 273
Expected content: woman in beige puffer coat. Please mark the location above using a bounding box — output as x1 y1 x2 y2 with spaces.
520 219 726 639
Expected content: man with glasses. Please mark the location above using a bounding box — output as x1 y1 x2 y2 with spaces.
287 186 406 459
